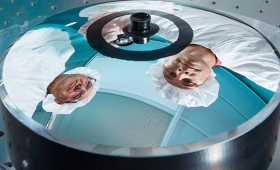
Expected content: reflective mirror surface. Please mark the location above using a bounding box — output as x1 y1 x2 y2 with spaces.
1 1 280 149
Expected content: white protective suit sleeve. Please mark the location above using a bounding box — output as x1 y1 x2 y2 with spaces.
78 1 180 44
3 28 75 118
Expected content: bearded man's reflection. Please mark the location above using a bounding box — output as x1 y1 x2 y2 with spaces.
3 28 101 118
78 2 279 107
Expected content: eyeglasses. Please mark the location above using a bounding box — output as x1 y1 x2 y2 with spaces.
65 77 96 103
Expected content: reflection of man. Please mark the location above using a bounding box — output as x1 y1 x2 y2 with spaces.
3 28 100 118
47 72 95 104
161 44 216 89
151 41 279 91
146 10 280 107
78 2 279 107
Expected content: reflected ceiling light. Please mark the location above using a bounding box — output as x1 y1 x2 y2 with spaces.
208 146 223 163
65 22 77 27
22 160 28 167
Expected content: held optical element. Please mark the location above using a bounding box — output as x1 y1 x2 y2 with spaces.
115 12 159 46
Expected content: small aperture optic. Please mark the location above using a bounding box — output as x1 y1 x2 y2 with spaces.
122 12 159 44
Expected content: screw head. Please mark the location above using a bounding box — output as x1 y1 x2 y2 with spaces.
16 12 22 16
51 6 57 10
31 2 36 6
4 21 10 25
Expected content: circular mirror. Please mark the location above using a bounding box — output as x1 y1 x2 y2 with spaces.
1 1 280 155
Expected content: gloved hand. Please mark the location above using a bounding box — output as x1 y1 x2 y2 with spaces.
78 12 130 47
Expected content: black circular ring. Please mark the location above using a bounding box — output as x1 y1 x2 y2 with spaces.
86 9 193 61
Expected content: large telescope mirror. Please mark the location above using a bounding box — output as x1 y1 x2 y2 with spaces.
1 1 280 170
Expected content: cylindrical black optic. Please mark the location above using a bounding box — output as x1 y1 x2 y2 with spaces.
122 11 160 44
132 37 150 44
129 13 151 34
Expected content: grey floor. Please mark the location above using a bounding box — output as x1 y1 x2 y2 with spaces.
0 0 280 169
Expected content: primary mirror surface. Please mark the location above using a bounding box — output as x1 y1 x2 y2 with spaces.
2 1 279 148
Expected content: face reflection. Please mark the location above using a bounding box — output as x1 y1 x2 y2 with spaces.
51 74 93 104
163 54 211 89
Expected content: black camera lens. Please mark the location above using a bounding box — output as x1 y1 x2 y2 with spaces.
130 12 151 33
122 12 159 44
131 13 150 21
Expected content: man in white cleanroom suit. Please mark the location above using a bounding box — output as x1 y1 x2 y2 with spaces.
146 8 280 107
3 28 101 118
78 1 280 107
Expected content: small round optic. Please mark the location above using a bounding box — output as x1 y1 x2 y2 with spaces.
114 34 133 46
131 13 150 21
